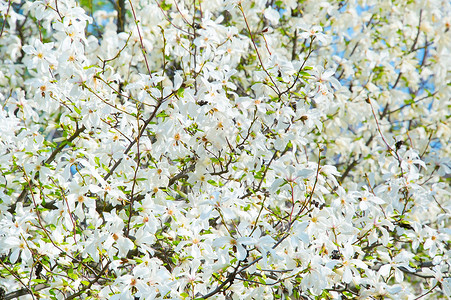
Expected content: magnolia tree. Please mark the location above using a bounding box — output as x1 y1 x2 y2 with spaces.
0 0 450 299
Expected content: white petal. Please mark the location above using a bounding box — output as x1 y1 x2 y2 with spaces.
174 72 183 90
264 7 280 25
236 243 248 261
379 264 391 277
343 267 352 283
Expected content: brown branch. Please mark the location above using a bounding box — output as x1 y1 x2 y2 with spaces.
128 0 152 77
387 91 437 115
291 29 297 61
280 39 314 97
238 3 280 96
104 98 165 181
409 10 423 53
3 283 48 300
339 135 374 183
16 125 86 204
116 0 126 33
0 0 12 38
66 262 111 300
201 262 241 298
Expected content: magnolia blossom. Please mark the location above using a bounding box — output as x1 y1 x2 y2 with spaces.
0 0 449 299
298 25 328 44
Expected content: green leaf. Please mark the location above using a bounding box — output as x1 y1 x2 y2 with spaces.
293 91 306 98
403 99 415 105
67 269 78 280
207 179 223 187
31 279 47 284
81 280 90 286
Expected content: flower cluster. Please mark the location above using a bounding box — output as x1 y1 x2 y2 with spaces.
0 0 450 299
